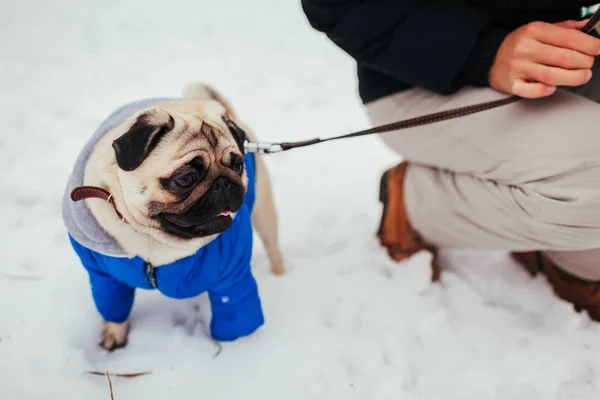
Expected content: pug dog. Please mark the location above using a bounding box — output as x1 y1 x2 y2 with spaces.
62 83 284 350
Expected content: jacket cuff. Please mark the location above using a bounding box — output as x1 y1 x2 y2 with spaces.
460 25 510 87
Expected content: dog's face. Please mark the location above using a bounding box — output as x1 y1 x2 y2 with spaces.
112 101 248 240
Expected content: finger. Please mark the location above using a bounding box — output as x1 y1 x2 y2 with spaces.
555 19 589 30
512 79 556 98
529 22 600 56
533 42 595 70
526 62 592 86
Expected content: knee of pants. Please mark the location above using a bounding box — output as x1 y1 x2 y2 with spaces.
535 187 600 250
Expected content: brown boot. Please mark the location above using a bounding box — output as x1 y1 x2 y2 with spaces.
511 251 543 277
512 251 600 321
378 161 441 282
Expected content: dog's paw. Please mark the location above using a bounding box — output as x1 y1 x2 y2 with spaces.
100 321 130 352
269 249 285 276
271 260 285 276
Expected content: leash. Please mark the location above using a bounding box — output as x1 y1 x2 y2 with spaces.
244 95 521 154
245 10 600 155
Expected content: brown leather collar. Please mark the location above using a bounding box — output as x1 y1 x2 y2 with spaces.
71 186 127 223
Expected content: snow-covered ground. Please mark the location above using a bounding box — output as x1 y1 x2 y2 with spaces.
2 1 600 399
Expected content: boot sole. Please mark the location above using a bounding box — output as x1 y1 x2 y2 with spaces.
377 170 390 239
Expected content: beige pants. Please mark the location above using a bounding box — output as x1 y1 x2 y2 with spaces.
366 76 600 281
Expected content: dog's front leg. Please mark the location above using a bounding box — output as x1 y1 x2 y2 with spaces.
86 271 135 351
209 272 264 341
68 238 136 351
101 320 130 351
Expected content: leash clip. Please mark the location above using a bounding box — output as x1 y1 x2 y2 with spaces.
244 141 283 154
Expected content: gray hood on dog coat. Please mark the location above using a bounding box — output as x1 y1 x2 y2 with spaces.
62 98 169 257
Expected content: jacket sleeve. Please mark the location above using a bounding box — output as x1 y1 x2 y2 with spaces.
301 0 510 94
68 235 135 323
208 270 264 342
87 265 136 324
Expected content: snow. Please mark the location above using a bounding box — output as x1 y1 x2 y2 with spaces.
2 1 600 399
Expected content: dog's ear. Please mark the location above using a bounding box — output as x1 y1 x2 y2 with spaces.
112 110 175 171
222 114 246 153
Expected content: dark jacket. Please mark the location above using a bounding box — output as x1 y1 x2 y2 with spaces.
301 0 598 104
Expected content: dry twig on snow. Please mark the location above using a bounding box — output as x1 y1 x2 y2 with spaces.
85 371 151 378
106 371 115 400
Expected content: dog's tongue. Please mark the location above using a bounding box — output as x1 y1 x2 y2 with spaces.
218 210 232 217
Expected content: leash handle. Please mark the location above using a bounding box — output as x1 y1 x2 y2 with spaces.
584 8 600 35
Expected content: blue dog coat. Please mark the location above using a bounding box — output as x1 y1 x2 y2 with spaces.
62 99 263 342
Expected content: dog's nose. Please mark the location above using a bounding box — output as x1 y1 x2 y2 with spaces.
211 177 232 192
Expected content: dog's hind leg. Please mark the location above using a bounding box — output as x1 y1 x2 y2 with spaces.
252 155 285 276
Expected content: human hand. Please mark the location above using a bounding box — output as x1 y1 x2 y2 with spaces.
489 19 600 98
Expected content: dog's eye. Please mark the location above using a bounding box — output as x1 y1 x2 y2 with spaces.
233 159 244 175
174 172 197 188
